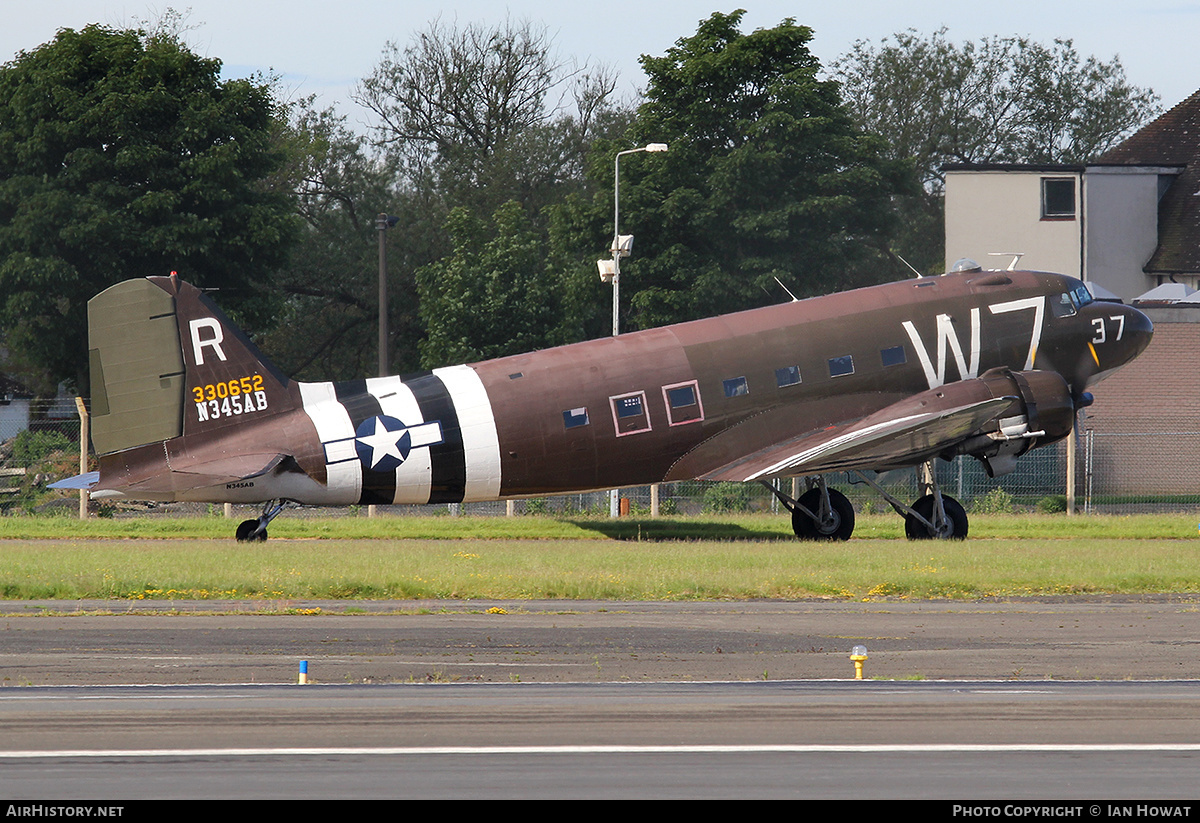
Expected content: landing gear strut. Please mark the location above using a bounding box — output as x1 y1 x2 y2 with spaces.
764 478 856 541
769 461 970 541
235 500 289 542
850 461 969 540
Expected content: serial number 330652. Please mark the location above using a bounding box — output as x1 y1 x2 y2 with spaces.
192 375 268 422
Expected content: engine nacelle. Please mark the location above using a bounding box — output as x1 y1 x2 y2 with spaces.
955 368 1076 477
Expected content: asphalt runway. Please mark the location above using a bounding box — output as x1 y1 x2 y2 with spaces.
2 598 1199 800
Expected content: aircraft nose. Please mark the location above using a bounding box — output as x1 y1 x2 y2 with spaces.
1113 303 1154 364
1084 303 1153 388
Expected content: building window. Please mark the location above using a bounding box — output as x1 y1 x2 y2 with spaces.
1041 178 1076 219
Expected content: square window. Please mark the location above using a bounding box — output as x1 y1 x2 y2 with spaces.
775 365 801 387
828 355 854 377
610 391 651 436
1042 178 1076 219
662 380 704 426
723 376 749 397
562 408 589 429
881 345 906 367
667 385 696 408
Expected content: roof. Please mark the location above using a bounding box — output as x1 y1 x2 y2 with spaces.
1095 90 1200 276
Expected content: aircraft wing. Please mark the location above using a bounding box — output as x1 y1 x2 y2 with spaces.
689 395 1019 483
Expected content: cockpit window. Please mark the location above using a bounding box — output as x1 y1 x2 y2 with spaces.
1051 283 1096 317
1073 284 1093 308
1051 292 1077 317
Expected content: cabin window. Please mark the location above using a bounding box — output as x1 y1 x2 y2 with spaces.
610 391 651 436
616 395 643 418
1041 177 1076 219
562 408 589 429
663 380 704 425
880 346 906 367
828 355 855 377
723 376 749 398
775 365 801 387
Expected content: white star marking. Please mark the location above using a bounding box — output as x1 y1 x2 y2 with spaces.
356 417 406 469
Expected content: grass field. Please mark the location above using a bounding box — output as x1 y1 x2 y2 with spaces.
1 512 1198 603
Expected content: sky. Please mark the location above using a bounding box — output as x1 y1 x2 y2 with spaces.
3 1 1198 129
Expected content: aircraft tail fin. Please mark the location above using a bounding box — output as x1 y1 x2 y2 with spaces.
88 275 295 456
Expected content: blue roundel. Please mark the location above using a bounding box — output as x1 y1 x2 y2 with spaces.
354 415 412 472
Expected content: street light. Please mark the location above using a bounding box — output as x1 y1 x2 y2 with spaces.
376 213 399 377
603 143 668 338
600 143 667 517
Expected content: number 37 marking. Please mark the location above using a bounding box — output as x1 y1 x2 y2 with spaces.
1092 315 1125 344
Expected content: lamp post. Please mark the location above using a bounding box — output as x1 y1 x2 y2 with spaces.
601 143 667 517
376 213 399 377
607 143 668 338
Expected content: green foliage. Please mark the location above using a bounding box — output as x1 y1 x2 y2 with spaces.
970 487 1015 515
0 24 297 391
578 11 912 332
1037 495 1068 514
416 201 556 366
701 482 753 513
10 430 71 466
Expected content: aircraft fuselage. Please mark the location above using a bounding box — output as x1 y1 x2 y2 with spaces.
128 268 1148 508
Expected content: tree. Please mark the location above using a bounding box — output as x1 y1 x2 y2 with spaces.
258 100 430 380
562 11 911 332
355 16 623 220
0 24 296 392
832 30 1161 273
355 16 632 365
416 200 554 367
834 29 1161 188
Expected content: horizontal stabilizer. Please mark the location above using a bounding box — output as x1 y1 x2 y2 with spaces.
97 453 292 496
49 471 100 490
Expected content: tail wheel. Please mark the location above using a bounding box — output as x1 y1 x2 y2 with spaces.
904 494 968 540
792 488 855 541
236 519 267 542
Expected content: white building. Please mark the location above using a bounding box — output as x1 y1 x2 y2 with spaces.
944 90 1200 302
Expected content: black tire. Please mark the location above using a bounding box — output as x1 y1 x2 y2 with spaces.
236 519 267 542
904 494 968 540
791 488 855 541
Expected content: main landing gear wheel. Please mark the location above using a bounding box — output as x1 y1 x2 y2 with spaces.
792 487 856 541
904 494 968 540
236 519 267 542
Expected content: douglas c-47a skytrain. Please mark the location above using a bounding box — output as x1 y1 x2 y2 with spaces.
53 262 1152 541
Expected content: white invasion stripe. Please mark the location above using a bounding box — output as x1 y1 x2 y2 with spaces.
3 743 1200 759
364 376 431 504
297 381 360 503
434 364 502 501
